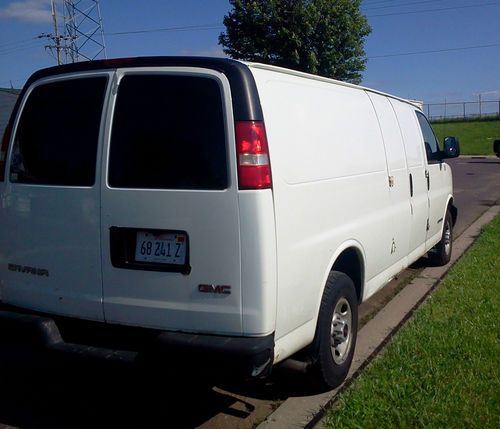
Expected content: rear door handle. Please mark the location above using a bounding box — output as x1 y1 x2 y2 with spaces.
409 173 413 197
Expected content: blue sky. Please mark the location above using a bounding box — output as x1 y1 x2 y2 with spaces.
0 0 499 104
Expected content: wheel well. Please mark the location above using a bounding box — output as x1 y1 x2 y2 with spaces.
448 198 458 226
332 248 364 303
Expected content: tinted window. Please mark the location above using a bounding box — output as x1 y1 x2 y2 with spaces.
108 75 227 189
11 77 107 186
416 111 440 162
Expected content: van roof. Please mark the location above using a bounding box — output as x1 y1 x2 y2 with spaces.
244 62 417 107
22 56 264 121
22 56 418 117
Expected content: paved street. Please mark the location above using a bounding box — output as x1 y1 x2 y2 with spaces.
0 157 498 429
448 156 500 236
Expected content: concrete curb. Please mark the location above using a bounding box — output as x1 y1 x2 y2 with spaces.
459 155 498 159
257 204 500 429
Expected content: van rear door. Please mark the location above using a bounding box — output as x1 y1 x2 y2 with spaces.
0 73 111 320
100 69 243 334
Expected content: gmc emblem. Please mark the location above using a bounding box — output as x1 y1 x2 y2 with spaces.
198 284 231 295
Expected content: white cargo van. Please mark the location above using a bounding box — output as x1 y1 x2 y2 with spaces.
0 57 459 388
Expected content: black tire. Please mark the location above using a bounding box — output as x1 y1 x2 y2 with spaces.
310 271 358 390
429 210 453 266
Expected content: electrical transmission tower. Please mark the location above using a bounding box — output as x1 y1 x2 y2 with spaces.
39 0 107 65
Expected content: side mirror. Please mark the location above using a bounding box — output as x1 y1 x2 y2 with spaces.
442 136 460 159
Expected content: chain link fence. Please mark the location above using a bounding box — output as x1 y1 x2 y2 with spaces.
424 100 500 122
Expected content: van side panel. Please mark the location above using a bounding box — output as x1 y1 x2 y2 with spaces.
366 92 411 288
250 67 393 343
238 190 277 335
389 99 428 261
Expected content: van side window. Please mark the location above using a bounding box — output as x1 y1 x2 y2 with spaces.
108 75 228 190
10 77 107 186
416 111 440 162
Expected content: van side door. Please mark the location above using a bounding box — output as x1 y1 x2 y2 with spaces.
415 111 448 248
367 93 411 271
389 100 428 262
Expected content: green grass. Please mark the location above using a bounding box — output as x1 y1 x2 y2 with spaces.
325 214 500 429
431 119 500 155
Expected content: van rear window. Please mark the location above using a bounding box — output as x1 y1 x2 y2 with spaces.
10 77 107 186
108 75 227 190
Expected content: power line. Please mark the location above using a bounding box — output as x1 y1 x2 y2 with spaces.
0 23 222 54
364 0 447 11
105 23 222 37
0 39 41 53
2 0 494 52
369 41 500 58
39 0 107 65
363 0 400 5
368 1 500 17
0 37 38 50
95 3 500 38
0 46 41 58
0 41 43 56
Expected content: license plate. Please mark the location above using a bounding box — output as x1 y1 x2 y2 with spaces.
135 231 187 265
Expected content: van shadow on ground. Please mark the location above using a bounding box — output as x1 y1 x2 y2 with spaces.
0 350 243 429
0 346 318 429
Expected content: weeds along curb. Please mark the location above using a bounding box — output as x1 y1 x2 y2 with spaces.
258 203 500 429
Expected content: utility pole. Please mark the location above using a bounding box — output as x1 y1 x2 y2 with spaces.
51 0 62 65
38 0 106 65
38 0 65 64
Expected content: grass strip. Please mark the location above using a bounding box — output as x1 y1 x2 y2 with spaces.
431 120 500 155
325 214 500 429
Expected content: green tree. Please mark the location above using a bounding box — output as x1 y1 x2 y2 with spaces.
219 0 371 84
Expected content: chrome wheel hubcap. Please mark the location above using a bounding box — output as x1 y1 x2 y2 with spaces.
444 221 451 256
330 298 353 365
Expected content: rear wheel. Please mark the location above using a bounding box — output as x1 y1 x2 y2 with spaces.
310 271 358 390
430 210 453 266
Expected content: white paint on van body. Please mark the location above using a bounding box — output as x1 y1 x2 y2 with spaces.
249 67 394 345
248 64 453 361
100 68 245 334
0 71 114 321
0 59 455 369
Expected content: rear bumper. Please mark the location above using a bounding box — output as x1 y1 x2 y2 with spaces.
0 305 274 378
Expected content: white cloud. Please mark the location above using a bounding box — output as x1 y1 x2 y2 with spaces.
0 0 51 23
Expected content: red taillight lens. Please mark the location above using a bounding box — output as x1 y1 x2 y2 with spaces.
0 122 12 181
235 121 272 189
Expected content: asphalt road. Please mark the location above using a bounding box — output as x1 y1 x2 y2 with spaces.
448 156 500 236
0 157 498 429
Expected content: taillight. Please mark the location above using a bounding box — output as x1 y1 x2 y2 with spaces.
235 121 272 189
0 122 12 181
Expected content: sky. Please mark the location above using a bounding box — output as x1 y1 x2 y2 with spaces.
0 0 499 106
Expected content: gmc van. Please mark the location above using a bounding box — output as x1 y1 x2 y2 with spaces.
0 57 458 388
